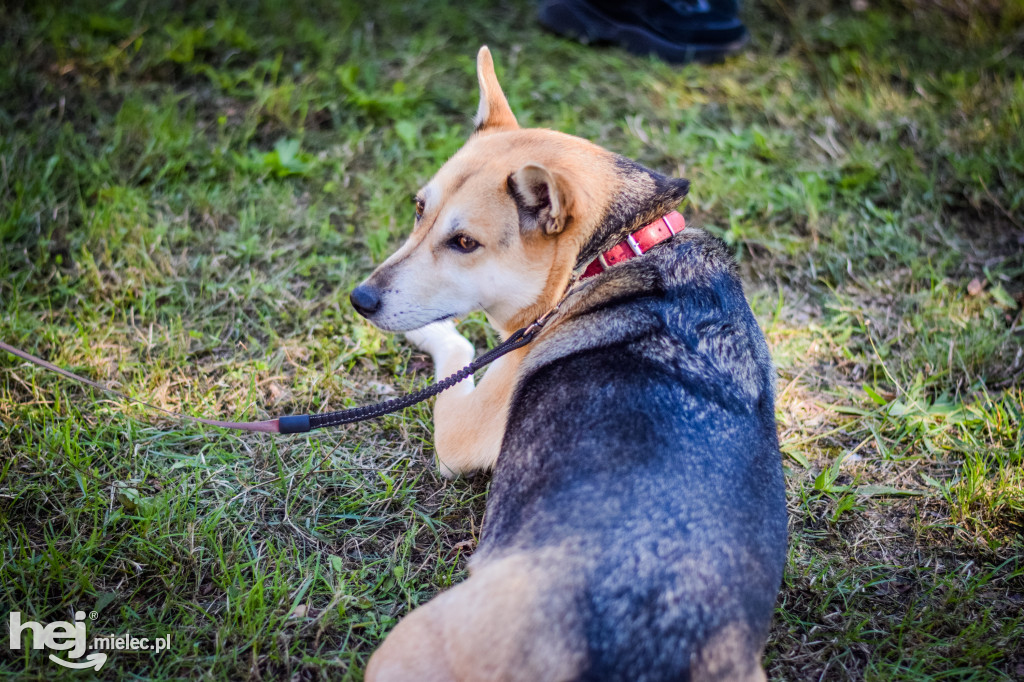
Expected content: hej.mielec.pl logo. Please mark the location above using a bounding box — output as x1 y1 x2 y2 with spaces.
9 610 171 671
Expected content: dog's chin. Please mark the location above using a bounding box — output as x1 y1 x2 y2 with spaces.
365 310 458 333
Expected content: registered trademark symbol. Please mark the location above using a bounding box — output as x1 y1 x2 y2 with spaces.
89 611 98 620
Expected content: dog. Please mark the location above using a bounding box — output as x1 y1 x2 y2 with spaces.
350 46 787 682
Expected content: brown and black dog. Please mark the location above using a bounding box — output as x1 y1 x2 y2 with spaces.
350 47 787 681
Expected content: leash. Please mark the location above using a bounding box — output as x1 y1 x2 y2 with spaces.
0 319 545 434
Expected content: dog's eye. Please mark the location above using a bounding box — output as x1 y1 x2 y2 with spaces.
413 197 425 220
448 234 480 253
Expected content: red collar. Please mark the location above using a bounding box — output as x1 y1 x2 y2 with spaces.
580 211 685 280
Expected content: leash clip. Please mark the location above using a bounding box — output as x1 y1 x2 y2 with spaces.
522 307 557 341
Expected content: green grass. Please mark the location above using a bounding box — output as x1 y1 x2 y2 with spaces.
1 0 1022 679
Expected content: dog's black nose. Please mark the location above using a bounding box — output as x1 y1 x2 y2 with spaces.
350 283 382 317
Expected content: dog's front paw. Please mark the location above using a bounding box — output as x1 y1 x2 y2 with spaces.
405 320 459 355
405 321 474 374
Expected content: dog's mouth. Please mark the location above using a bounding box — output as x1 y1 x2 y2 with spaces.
356 307 460 333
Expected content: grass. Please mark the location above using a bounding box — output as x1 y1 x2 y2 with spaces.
1 0 1022 679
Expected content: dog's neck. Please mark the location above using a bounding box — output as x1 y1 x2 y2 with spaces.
573 156 690 274
494 157 689 339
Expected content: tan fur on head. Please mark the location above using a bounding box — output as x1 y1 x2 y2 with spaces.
354 124 616 335
474 46 518 133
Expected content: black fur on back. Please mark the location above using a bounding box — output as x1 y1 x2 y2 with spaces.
475 229 787 681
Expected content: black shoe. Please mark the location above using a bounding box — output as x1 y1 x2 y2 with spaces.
538 0 749 64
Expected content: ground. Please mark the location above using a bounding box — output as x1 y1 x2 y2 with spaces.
1 0 1022 680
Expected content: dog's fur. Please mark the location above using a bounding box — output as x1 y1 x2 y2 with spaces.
353 47 787 681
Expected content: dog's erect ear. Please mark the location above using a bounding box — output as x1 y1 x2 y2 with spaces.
474 46 518 133
507 163 571 236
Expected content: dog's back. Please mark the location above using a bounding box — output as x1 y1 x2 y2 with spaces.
473 229 787 681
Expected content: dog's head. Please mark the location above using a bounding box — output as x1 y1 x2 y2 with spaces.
351 47 689 334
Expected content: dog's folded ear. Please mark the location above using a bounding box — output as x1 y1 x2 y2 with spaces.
474 46 518 134
507 163 572 236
